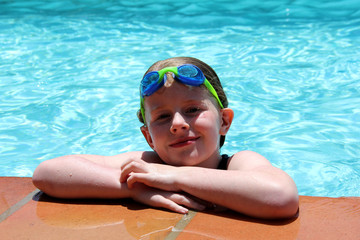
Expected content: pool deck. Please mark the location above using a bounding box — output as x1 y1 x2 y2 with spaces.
0 177 359 239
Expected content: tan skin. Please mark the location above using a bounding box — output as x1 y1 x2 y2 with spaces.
33 76 299 219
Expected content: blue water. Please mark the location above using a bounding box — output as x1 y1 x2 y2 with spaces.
0 0 359 197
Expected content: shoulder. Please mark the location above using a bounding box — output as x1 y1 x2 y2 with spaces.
227 150 272 171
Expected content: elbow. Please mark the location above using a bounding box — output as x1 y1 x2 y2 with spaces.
32 160 56 195
32 161 47 191
267 183 299 219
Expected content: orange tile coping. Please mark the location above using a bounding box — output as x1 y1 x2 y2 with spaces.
0 177 36 214
0 177 359 240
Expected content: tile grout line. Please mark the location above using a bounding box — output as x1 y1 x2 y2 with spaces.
164 210 197 240
0 189 40 223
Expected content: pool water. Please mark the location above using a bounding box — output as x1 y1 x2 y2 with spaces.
0 0 359 197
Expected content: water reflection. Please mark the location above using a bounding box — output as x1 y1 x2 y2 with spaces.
33 191 300 239
34 192 182 239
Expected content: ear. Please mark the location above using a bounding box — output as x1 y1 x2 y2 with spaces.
219 108 234 135
140 126 155 149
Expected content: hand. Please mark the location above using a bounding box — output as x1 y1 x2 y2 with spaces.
120 158 181 192
130 183 205 214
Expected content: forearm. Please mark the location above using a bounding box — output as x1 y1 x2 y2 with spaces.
32 156 131 199
174 167 299 219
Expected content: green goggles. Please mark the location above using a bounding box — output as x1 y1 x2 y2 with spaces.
140 64 223 122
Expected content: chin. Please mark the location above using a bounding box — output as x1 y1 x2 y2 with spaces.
160 150 207 166
163 157 201 167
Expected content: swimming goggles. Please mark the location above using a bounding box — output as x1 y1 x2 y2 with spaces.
140 64 224 121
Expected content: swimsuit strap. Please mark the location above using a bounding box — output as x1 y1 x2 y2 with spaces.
217 154 230 170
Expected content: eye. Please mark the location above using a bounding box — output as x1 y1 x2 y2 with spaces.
159 113 170 119
155 113 171 121
186 106 201 114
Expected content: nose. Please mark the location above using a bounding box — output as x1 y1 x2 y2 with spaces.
170 112 190 134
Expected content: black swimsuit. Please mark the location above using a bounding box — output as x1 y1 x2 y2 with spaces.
217 154 230 170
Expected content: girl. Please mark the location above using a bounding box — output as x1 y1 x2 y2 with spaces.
32 57 299 219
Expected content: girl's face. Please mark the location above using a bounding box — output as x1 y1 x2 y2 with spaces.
141 80 233 168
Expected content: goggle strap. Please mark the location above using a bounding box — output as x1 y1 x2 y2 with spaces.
204 79 224 109
140 98 146 123
157 66 179 80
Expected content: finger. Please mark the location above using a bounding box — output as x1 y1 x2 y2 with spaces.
128 173 179 192
132 186 189 214
119 158 135 182
120 158 147 173
168 193 206 212
126 173 152 188
150 194 189 214
119 157 136 171
120 160 147 183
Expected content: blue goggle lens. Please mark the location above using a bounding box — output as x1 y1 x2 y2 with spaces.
179 65 197 78
141 72 163 97
177 65 204 86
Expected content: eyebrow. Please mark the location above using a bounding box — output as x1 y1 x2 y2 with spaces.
149 99 208 112
145 85 211 113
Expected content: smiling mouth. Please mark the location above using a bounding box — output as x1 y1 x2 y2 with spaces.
169 137 200 148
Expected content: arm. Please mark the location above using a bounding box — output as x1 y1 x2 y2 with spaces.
175 163 299 219
121 151 299 219
32 152 205 213
32 155 129 199
32 151 163 198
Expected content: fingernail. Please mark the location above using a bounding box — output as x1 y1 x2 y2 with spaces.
180 208 188 214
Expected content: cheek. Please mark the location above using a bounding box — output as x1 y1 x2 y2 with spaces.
148 125 167 147
194 111 221 132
